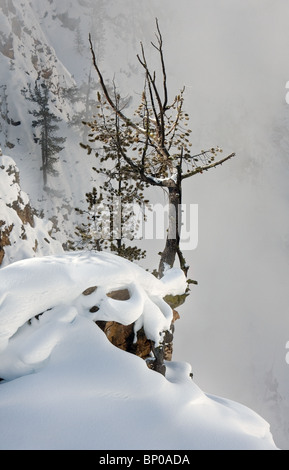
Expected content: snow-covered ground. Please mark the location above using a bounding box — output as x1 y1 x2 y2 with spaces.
0 252 277 450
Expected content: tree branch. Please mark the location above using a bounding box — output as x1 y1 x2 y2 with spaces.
89 34 146 137
151 18 168 111
137 45 164 141
181 153 236 180
113 123 164 188
137 39 167 152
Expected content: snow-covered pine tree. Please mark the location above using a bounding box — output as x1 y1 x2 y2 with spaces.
22 78 66 189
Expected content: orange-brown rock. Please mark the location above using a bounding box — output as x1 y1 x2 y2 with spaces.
82 285 180 370
96 288 152 359
10 199 34 227
96 321 152 360
0 221 13 265
97 289 179 363
106 289 130 301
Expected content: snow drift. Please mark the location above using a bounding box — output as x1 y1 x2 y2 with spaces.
0 252 277 450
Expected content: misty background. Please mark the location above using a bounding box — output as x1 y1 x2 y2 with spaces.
108 0 289 449
161 0 289 449
1 0 289 449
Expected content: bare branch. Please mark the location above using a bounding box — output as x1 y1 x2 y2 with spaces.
137 46 161 133
137 41 167 151
140 83 150 170
89 34 146 137
151 18 168 111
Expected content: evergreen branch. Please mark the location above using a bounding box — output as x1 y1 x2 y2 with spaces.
181 153 236 180
137 47 162 138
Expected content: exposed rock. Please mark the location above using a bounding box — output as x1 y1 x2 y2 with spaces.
82 286 97 296
92 287 180 371
96 320 152 359
0 221 13 265
10 198 35 227
94 287 152 359
107 288 130 301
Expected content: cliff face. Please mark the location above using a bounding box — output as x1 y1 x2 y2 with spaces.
0 154 63 267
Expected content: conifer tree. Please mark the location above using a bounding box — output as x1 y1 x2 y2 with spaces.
80 20 236 375
77 89 147 261
22 79 66 189
65 70 100 144
83 19 235 277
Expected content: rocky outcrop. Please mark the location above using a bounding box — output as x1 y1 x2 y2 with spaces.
0 221 13 265
83 285 181 370
94 288 153 360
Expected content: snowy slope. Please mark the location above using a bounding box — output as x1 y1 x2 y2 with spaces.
0 0 159 221
0 0 96 239
0 252 277 450
0 154 63 266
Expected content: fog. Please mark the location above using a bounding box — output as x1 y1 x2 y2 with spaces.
147 0 289 449
100 0 289 449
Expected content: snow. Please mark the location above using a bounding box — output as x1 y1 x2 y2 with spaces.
0 252 277 450
0 251 186 355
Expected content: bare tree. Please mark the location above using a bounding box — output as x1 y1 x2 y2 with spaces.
85 19 235 280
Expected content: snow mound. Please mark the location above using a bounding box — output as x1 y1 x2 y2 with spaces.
0 252 277 449
0 251 187 363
